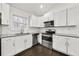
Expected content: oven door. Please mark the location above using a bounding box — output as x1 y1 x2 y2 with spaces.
42 35 52 42
42 35 52 49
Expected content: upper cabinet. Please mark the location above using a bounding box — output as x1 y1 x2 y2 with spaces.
30 15 44 27
43 11 54 22
30 11 54 27
54 9 67 26
67 6 79 25
37 16 44 27
30 6 78 28
30 15 38 27
2 3 10 25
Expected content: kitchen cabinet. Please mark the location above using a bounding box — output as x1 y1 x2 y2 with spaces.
2 34 33 56
54 9 66 26
67 6 79 25
14 36 25 54
30 15 44 27
2 3 10 25
2 38 16 56
43 11 54 22
53 35 67 54
23 35 32 49
53 34 79 56
68 37 79 56
30 15 38 27
37 17 44 27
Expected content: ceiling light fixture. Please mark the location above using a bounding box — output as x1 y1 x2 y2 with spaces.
40 4 43 8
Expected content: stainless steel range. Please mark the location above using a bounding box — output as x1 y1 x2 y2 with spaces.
42 29 55 49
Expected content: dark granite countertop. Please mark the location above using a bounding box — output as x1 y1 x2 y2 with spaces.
0 33 39 38
54 33 79 38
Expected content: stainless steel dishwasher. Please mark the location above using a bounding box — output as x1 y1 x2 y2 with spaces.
32 33 39 46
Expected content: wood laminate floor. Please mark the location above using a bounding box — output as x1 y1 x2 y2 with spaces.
15 44 68 56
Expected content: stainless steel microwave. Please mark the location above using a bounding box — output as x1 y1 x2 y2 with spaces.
44 21 54 27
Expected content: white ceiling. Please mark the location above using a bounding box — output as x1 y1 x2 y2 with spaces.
9 3 77 16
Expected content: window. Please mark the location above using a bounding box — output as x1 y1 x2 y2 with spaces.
12 15 28 33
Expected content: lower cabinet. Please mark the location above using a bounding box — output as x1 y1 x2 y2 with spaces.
2 38 16 56
53 35 67 54
53 35 79 56
2 34 32 56
23 35 32 49
14 36 25 54
68 38 79 56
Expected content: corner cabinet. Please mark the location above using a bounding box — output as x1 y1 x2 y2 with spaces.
30 15 38 27
54 9 66 26
2 3 10 25
30 15 44 27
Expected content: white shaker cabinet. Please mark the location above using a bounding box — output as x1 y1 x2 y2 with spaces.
37 17 44 27
54 9 66 26
23 35 32 49
2 38 16 56
14 36 25 54
53 35 67 54
30 15 38 27
68 37 79 56
30 15 44 27
43 11 54 21
2 3 10 25
67 6 79 25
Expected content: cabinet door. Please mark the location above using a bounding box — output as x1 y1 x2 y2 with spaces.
30 15 38 27
2 3 10 25
47 11 54 21
53 35 66 53
24 35 32 49
54 9 66 26
68 38 79 56
37 17 44 27
14 36 25 53
68 6 79 25
2 38 15 56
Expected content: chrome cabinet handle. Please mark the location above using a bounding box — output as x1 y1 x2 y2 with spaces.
65 39 69 54
13 40 15 47
24 40 27 43
13 42 15 47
